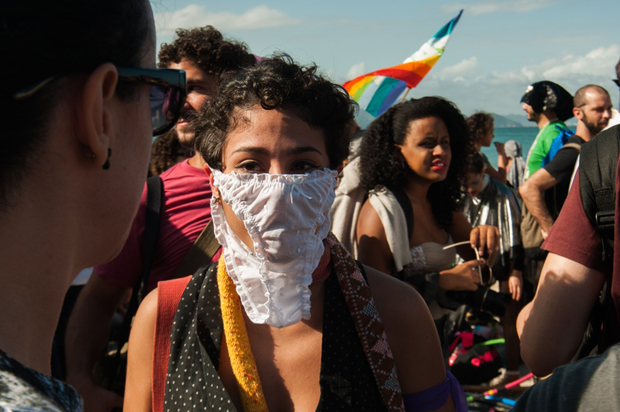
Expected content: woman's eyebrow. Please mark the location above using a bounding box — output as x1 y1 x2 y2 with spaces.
230 146 324 156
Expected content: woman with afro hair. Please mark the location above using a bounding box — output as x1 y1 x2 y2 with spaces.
356 97 499 321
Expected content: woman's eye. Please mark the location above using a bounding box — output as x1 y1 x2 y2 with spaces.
420 141 435 148
236 162 262 173
292 161 318 172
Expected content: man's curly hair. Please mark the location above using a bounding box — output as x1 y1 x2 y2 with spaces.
194 54 356 171
150 130 192 176
359 97 473 230
158 26 256 74
466 112 494 145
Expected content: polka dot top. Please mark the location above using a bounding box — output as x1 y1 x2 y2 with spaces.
163 264 386 411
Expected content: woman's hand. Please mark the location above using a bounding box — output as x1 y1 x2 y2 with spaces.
439 259 485 291
469 224 500 257
508 269 523 301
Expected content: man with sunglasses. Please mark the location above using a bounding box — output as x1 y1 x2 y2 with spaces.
65 26 256 412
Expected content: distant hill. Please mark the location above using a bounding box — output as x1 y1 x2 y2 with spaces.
491 113 528 128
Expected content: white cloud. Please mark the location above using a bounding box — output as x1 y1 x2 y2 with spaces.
439 57 478 78
412 43 620 115
154 5 301 37
443 0 556 15
541 45 620 78
345 62 367 81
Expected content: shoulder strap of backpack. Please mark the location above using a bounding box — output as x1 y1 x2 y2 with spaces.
558 142 582 152
171 220 220 279
579 126 619 262
152 275 193 412
388 186 414 240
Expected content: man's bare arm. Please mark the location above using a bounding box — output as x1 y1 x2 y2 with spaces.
517 253 606 377
519 167 559 236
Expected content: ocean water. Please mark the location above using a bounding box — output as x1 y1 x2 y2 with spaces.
479 127 541 169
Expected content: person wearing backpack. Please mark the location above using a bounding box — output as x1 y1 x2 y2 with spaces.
517 59 620 378
518 80 575 298
520 80 575 180
520 85 612 239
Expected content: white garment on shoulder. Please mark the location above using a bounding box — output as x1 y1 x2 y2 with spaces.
367 186 412 272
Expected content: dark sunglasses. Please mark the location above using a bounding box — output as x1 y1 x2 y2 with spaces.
117 67 187 136
13 67 187 136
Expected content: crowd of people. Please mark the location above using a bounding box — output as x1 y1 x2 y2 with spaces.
2 1 620 411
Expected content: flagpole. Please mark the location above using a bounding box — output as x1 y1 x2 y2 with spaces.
400 88 412 103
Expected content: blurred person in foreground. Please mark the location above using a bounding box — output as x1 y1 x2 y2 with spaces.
0 0 187 409
64 26 255 411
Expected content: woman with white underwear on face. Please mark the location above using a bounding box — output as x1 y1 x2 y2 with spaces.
125 55 467 412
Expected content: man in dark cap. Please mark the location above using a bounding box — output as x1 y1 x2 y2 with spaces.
520 80 574 179
514 59 620 412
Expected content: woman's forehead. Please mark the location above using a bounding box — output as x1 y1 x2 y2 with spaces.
224 107 327 154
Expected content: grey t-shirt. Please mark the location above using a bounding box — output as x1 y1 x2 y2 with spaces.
513 343 620 411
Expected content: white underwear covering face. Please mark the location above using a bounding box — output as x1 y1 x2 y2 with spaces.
211 168 338 328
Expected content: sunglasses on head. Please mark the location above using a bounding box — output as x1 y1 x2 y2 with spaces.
13 67 187 136
116 67 187 136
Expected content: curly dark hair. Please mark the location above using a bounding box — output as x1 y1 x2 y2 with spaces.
150 130 193 176
467 152 485 175
194 54 356 171
0 0 151 211
466 112 494 145
359 97 473 230
158 26 256 75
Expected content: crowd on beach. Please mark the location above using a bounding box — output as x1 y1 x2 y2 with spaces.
2 1 620 411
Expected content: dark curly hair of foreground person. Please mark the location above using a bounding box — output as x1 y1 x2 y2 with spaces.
359 96 473 230
150 130 192 176
158 26 256 75
194 54 357 171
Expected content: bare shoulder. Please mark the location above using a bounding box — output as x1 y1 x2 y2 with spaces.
357 198 387 241
364 265 427 320
363 265 447 394
356 199 394 274
135 287 159 325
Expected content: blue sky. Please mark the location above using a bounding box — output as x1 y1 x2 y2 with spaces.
151 0 619 119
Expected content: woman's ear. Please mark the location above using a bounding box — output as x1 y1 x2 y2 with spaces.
77 63 119 168
206 166 219 198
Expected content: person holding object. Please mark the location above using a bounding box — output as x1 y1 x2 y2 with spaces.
355 97 500 322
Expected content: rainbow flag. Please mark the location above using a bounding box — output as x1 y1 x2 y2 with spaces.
343 9 463 118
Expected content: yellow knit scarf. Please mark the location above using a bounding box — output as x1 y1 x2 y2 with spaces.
217 256 269 412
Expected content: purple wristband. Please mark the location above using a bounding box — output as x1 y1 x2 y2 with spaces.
403 371 467 412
